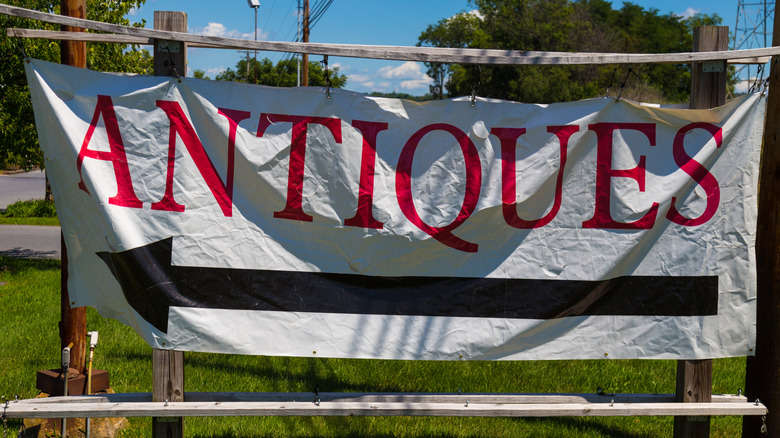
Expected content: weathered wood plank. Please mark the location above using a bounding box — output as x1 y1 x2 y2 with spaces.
14 392 749 405
672 26 728 438
151 14 187 438
6 29 224 48
3 400 767 419
7 29 774 66
3 5 780 65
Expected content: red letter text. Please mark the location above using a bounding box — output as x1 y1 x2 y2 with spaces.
582 123 658 229
77 95 142 208
396 124 481 253
257 113 343 222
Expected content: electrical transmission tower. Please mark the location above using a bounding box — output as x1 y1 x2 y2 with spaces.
732 0 775 89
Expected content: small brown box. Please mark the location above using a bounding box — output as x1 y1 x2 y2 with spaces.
36 368 110 396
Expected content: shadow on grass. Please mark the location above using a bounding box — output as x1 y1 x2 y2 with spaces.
0 248 60 259
188 416 658 438
182 353 411 393
0 255 60 271
517 417 660 437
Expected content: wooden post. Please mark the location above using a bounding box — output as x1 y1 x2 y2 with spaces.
153 11 187 78
673 25 728 438
744 1 780 436
59 0 87 377
152 11 186 438
301 0 309 86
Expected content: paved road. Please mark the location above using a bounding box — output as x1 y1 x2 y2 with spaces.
0 224 61 259
0 170 46 209
0 170 60 259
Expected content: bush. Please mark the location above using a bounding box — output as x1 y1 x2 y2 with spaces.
1 199 57 218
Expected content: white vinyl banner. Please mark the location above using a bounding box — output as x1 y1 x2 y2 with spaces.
26 58 763 360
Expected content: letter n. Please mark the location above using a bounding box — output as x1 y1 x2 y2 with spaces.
152 101 244 217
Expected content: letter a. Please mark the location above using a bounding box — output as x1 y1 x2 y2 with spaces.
77 95 142 208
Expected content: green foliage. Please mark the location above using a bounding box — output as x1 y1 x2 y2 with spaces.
1 199 57 218
418 0 724 104
216 57 348 88
368 91 436 102
0 1 152 172
192 69 210 80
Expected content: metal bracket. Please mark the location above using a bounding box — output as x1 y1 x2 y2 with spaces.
702 60 724 73
157 40 181 53
687 416 709 422
156 417 179 423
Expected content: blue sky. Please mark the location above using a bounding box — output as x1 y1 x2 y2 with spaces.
130 0 771 95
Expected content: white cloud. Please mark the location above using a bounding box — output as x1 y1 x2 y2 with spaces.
400 77 434 91
678 7 700 18
348 74 372 83
206 66 227 78
339 62 434 95
377 62 426 80
189 22 266 40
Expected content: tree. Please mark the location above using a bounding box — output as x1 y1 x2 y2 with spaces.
216 57 347 88
418 0 723 104
0 1 152 172
416 11 486 99
193 69 210 80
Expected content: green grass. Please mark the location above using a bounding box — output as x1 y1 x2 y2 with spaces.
0 256 748 437
0 199 60 225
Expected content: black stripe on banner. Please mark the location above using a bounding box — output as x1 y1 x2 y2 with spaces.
98 238 718 333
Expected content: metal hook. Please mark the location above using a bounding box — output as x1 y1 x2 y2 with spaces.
470 65 481 107
615 66 638 102
161 47 181 81
321 56 331 99
605 66 618 98
10 28 29 60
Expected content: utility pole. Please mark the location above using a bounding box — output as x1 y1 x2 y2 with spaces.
744 1 780 435
301 0 309 86
247 0 259 84
59 0 87 378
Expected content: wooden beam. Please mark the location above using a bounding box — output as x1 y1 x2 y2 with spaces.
3 400 767 419
673 25 729 438
151 349 184 437
153 11 187 77
744 2 780 437
14 392 752 405
6 29 224 48
3 5 780 66
151 12 186 438
58 0 87 378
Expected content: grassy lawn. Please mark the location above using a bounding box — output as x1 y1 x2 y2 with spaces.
0 256 748 437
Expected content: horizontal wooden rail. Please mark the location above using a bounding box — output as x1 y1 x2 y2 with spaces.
13 392 751 405
1 4 778 65
3 392 767 419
